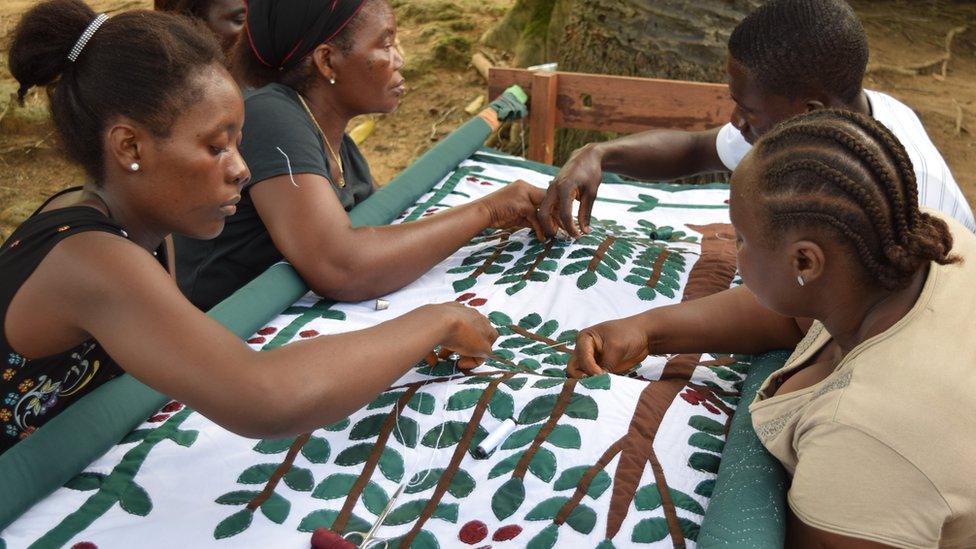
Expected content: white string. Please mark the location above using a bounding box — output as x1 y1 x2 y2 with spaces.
275 147 300 187
396 353 456 489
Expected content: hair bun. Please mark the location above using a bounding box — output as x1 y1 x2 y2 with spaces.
9 0 98 102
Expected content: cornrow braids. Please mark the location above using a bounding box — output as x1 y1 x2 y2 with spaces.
728 0 868 104
765 119 912 238
752 109 959 290
799 108 922 229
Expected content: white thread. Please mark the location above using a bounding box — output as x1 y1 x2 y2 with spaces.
396 354 456 489
275 147 300 187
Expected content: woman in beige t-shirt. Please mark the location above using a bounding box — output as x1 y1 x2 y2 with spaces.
567 109 975 548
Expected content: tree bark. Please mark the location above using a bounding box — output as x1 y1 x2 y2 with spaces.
485 0 761 165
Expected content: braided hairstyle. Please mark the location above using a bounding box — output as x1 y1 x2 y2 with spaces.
751 109 958 290
728 0 868 104
9 0 224 182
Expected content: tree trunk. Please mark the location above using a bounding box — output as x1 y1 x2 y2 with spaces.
485 0 761 165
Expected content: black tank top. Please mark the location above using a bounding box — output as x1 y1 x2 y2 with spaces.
0 190 164 454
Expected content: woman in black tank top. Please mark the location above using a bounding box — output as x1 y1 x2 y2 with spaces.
1 0 496 456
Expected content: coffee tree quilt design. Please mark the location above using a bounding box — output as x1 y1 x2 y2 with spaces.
3 151 747 549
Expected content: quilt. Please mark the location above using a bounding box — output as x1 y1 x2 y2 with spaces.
1 151 770 549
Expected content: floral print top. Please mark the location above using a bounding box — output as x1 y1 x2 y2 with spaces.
0 201 158 454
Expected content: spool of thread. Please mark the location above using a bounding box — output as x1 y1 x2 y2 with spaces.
475 417 518 458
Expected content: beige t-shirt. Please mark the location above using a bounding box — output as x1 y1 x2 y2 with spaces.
750 212 976 548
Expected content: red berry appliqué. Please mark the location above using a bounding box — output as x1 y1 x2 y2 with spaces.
299 329 320 338
160 401 183 413
71 543 98 549
459 520 489 544
492 524 523 541
257 326 277 336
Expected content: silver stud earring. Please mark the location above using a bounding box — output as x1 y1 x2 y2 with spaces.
797 275 805 287
329 76 336 85
129 162 140 172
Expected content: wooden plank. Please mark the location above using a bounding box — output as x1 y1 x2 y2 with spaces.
489 67 733 134
528 72 558 164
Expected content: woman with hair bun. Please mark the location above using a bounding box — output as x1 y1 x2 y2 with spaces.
0 0 497 455
175 0 548 311
567 110 976 546
154 0 245 53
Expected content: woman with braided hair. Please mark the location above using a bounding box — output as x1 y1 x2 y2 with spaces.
568 110 975 547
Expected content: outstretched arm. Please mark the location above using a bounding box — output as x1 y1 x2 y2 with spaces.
12 232 496 439
568 285 807 377
538 127 726 238
252 175 546 302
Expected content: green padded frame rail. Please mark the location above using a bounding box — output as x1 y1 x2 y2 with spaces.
698 351 789 547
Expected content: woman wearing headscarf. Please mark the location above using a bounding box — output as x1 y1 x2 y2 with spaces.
175 0 547 311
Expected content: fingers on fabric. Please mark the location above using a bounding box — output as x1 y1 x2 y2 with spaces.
538 181 561 238
557 184 580 239
568 332 604 378
578 189 595 235
456 356 483 370
528 215 547 242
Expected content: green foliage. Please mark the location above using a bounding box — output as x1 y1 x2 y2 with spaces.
554 466 611 499
688 415 725 436
379 447 404 482
301 435 331 464
215 490 260 505
238 464 277 484
214 509 253 539
689 452 722 474
260 492 290 524
492 477 525 520
283 466 315 492
119 483 152 516
64 472 105 492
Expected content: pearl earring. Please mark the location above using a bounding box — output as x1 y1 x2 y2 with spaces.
129 162 140 172
329 76 336 85
797 275 805 287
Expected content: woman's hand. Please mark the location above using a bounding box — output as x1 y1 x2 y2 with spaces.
567 318 652 378
480 180 548 241
434 302 499 369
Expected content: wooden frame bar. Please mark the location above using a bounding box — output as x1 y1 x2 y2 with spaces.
489 67 734 164
528 72 559 164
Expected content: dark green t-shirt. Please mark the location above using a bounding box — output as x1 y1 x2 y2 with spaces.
175 83 375 310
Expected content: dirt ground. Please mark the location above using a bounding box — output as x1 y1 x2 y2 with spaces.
0 0 974 243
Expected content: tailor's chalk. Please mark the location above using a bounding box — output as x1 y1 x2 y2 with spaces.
375 299 390 311
475 417 518 458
